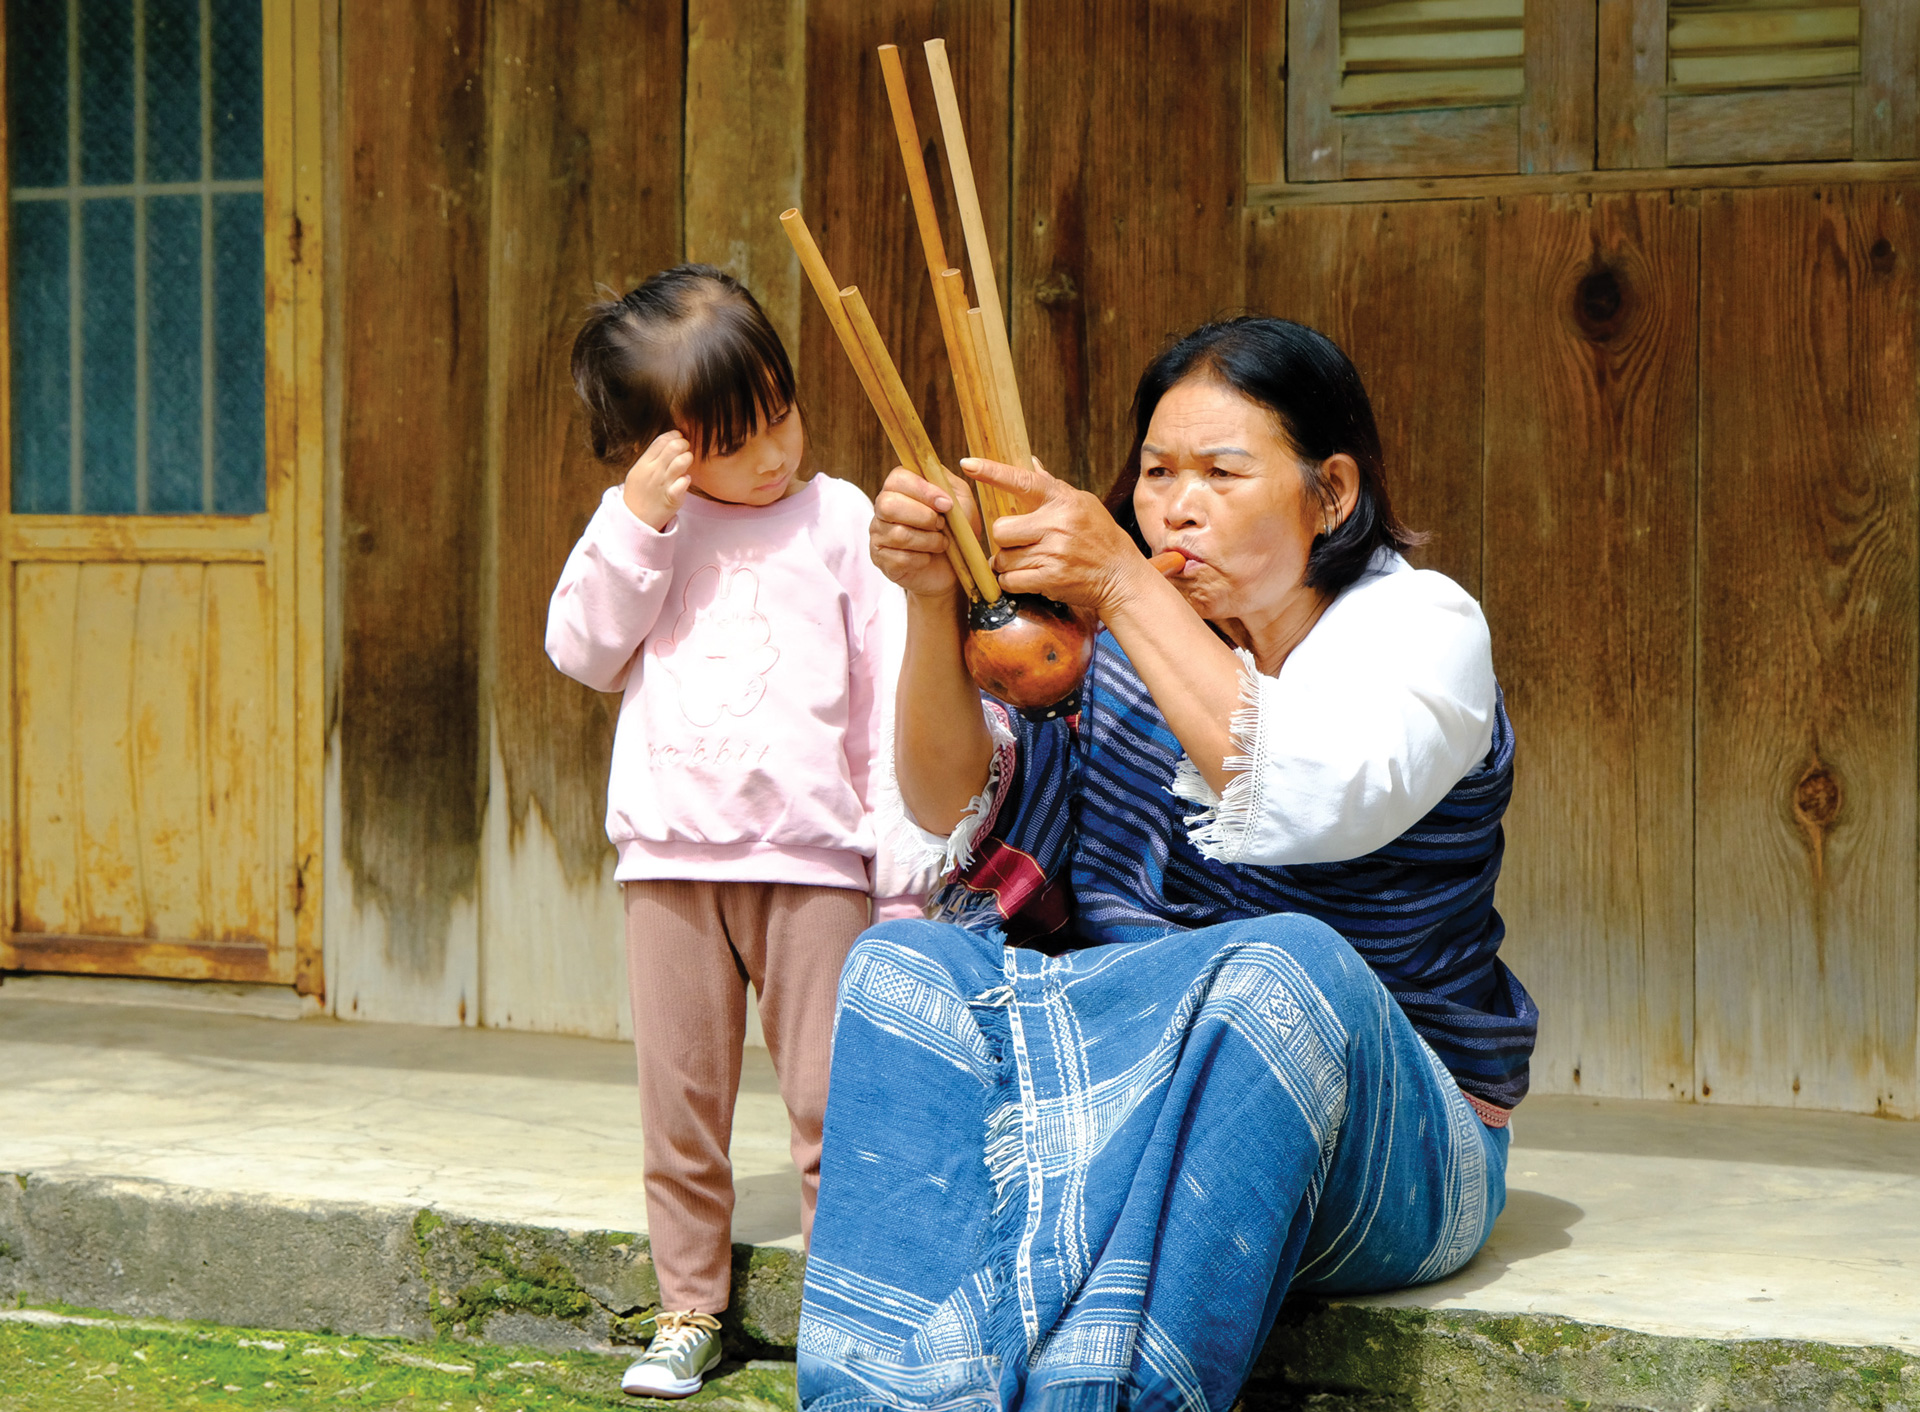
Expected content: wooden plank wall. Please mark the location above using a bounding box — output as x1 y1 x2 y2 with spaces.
329 0 684 1030
319 0 1920 1118
331 0 490 1024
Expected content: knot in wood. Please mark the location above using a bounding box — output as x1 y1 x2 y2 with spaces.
1033 271 1080 308
1793 765 1841 829
1870 238 1897 277
1573 265 1625 342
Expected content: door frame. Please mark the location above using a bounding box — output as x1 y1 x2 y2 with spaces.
0 0 326 993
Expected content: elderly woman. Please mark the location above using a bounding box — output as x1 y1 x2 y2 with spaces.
797 318 1536 1411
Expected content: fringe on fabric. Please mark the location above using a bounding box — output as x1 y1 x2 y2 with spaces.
1170 646 1264 864
968 973 1038 1369
873 700 1019 885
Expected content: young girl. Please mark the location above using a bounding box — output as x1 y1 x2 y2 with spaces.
545 265 929 1399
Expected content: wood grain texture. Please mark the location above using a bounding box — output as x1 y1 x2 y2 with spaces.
12 562 274 951
1340 105 1521 180
1286 0 1342 180
13 563 82 935
1857 0 1919 160
204 564 274 948
1247 0 1286 187
1520 0 1597 173
1695 185 1918 1116
130 564 207 941
1245 201 1485 593
802 2 1009 492
485 0 679 888
72 565 145 937
1597 0 1666 169
686 0 806 354
1014 0 1244 490
337 0 489 988
1483 191 1699 1102
1668 87 1855 167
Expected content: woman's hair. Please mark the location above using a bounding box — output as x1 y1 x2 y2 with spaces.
571 264 797 465
1103 316 1420 596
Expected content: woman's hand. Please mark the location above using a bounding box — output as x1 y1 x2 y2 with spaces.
964 456 1152 617
622 431 695 530
870 465 982 600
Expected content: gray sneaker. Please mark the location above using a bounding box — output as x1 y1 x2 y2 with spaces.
621 1310 723 1399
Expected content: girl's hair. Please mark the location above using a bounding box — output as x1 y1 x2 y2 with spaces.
571 264 797 465
1103 316 1421 596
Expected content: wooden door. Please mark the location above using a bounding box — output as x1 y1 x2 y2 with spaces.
0 0 323 990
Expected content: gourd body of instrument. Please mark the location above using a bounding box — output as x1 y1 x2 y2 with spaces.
962 594 1094 719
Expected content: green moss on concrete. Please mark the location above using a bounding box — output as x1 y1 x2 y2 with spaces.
410 1208 444 1246
429 1242 594 1340
0 1308 798 1410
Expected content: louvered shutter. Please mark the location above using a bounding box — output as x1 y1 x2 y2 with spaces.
1599 0 1914 166
1287 0 1594 179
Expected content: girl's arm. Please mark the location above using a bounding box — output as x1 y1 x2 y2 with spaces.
869 468 995 834
546 432 694 693
545 487 678 692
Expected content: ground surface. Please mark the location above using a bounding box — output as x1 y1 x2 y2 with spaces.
0 1309 795 1412
4 989 1918 1351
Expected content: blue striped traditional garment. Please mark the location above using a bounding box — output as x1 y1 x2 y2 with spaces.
932 629 1537 1111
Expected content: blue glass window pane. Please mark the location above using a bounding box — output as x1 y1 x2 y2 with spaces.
145 0 201 183
80 196 136 512
8 0 69 189
211 192 263 514
209 0 260 180
10 201 72 512
147 195 202 512
78 0 133 186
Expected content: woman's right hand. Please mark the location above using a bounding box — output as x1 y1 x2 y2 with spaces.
622 430 694 530
870 465 976 599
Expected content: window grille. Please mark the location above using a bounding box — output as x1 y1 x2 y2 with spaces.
7 0 263 515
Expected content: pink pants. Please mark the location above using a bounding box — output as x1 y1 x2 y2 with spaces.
623 879 869 1313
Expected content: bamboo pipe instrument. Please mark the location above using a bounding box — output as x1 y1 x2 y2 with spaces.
924 39 1035 497
877 46 1010 529
934 269 1004 520
839 286 1001 604
779 206 979 599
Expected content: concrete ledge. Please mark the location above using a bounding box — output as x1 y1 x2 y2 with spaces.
7 1169 1920 1411
0 1171 801 1355
1248 1302 1920 1410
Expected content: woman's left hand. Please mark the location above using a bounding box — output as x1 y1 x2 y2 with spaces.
964 456 1148 616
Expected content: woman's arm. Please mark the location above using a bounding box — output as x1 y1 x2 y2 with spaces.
964 458 1247 795
869 468 995 834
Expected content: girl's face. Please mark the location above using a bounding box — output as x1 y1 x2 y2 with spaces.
686 405 806 507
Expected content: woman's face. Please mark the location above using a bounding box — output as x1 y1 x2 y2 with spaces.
1132 377 1338 629
687 404 806 507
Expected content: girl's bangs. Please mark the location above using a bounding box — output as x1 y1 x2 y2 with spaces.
674 317 796 458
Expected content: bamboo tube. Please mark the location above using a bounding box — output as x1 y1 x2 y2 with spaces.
965 306 1017 517
924 39 1034 476
880 47 1010 532
934 270 995 486
779 207 977 598
840 286 1001 604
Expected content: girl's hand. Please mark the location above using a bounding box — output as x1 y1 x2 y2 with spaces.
965 456 1148 616
622 431 694 530
870 465 980 600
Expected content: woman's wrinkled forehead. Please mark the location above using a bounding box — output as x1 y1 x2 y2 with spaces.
1143 375 1296 460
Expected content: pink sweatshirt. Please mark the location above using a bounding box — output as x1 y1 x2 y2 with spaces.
545 474 929 916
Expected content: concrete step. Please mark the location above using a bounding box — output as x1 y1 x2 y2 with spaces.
3 987 1918 1410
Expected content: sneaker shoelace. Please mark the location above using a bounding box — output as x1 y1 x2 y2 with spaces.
649 1310 720 1359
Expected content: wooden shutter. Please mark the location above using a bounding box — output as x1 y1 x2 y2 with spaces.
1599 0 1916 166
1287 0 1594 179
